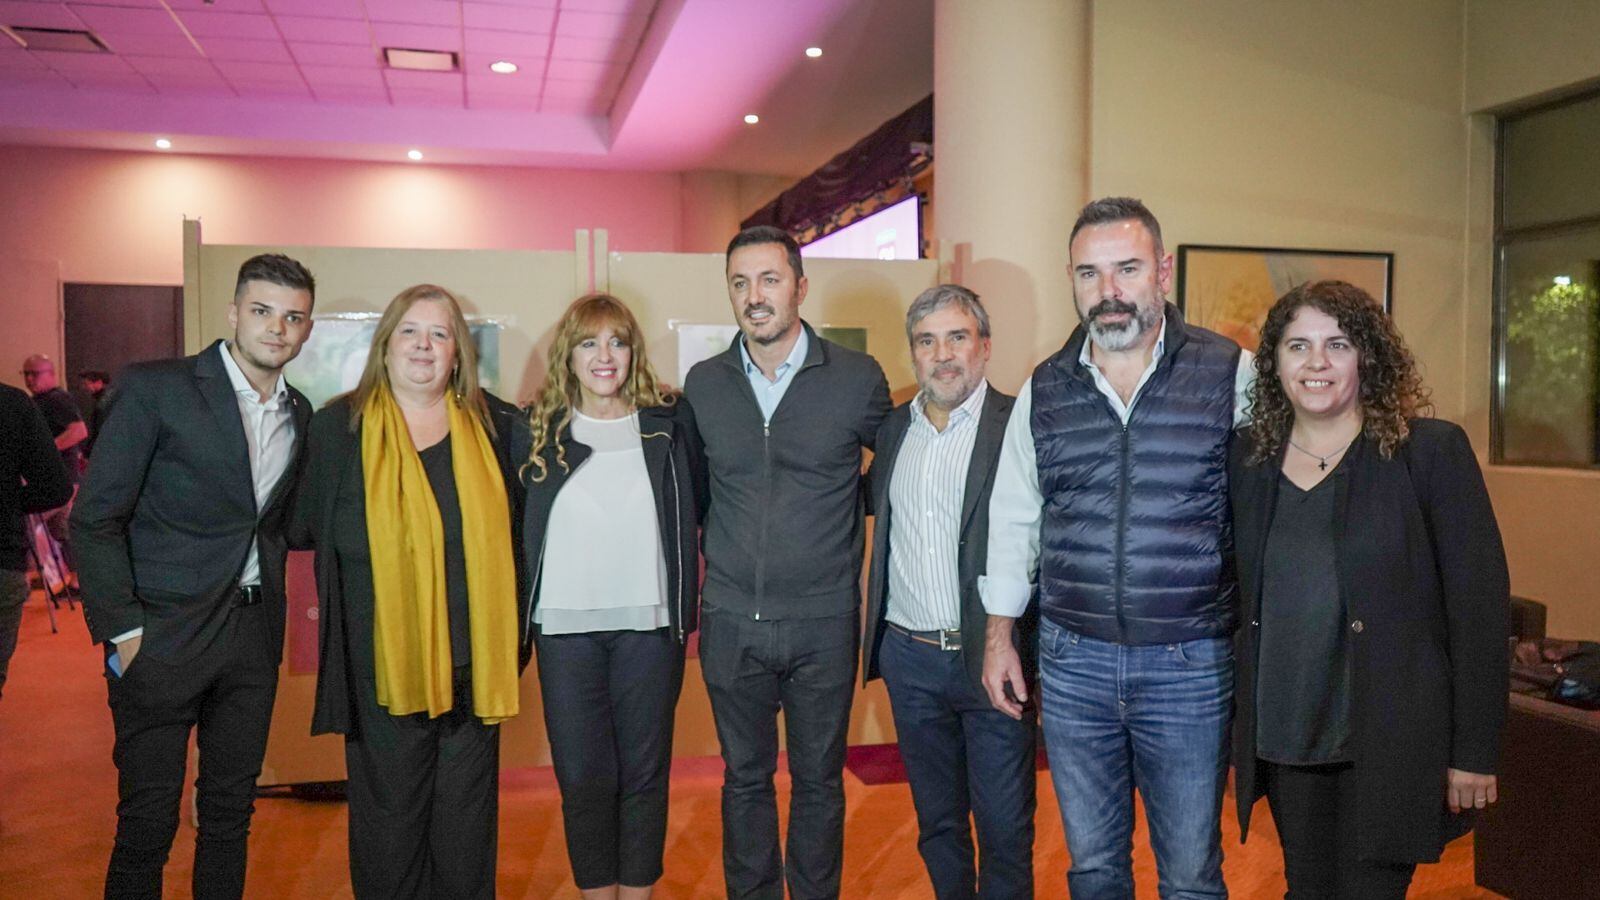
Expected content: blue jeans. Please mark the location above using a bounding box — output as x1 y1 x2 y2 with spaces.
879 625 1036 900
1037 617 1232 899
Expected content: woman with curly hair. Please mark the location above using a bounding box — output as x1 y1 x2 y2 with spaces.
521 293 706 900
1229 280 1510 897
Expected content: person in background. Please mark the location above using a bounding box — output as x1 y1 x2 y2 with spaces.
0 381 73 700
71 253 316 899
685 225 891 899
290 284 526 899
1229 280 1509 898
860 284 1036 899
23 354 87 588
79 370 113 460
522 293 706 900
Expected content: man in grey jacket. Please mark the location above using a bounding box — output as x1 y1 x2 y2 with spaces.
685 225 891 899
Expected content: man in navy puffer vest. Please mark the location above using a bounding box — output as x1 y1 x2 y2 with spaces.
980 198 1252 899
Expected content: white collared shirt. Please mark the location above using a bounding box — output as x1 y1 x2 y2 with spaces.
739 326 810 424
885 381 988 631
978 324 1254 618
217 341 296 588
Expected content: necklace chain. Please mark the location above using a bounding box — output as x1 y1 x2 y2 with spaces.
1287 436 1355 471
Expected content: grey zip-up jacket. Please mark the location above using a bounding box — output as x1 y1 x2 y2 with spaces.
685 321 891 620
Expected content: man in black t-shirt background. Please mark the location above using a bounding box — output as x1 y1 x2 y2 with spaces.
22 354 86 589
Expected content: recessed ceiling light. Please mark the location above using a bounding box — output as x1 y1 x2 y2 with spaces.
489 60 518 74
743 114 760 124
154 138 172 150
805 47 822 58
407 149 423 161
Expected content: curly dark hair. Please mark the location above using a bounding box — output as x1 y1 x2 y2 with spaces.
1246 280 1431 464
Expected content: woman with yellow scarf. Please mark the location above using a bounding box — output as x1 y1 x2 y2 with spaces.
290 284 527 899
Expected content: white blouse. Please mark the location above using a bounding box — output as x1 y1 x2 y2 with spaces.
534 410 670 635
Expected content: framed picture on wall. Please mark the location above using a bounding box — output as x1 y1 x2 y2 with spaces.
1175 244 1393 352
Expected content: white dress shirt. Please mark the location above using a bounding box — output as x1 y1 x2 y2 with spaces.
885 381 987 632
979 324 1254 618
112 342 295 645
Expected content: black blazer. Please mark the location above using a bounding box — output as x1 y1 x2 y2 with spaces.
73 341 311 664
288 391 528 736
1230 418 1510 864
520 398 708 662
861 385 1035 691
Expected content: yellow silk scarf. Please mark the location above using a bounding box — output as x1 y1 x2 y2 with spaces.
361 385 519 724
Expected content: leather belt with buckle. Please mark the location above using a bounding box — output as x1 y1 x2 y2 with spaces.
233 585 263 607
887 621 961 651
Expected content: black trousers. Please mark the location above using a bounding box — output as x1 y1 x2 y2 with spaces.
699 606 858 900
878 626 1037 900
535 626 685 889
345 666 499 900
1261 760 1418 899
103 601 278 900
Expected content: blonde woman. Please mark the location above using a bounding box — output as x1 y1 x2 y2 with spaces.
522 293 705 900
290 284 527 899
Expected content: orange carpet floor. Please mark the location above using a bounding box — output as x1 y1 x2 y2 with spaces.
1 592 1497 898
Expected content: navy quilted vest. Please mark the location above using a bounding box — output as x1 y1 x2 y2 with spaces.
1030 305 1240 644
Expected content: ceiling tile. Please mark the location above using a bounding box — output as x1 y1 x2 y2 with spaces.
383 67 460 90
372 21 460 52
175 10 278 39
0 1 83 30
365 0 458 27
68 71 155 90
263 0 364 20
539 93 595 113
0 66 67 85
99 32 202 55
466 71 538 95
460 50 542 74
123 54 214 76
198 36 291 62
468 91 538 110
166 0 265 10
0 48 46 70
544 57 610 81
462 4 553 33
548 34 615 62
289 41 378 67
31 48 135 74
310 84 388 104
299 62 382 87
555 10 643 42
232 79 311 98
540 77 599 99
388 86 460 108
463 28 545 55
558 0 650 11
274 15 370 44
68 4 180 35
63 0 163 7
142 70 232 93
213 58 302 83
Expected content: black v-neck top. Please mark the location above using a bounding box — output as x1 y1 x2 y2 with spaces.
419 435 471 667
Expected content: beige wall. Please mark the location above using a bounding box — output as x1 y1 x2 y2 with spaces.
1465 0 1600 113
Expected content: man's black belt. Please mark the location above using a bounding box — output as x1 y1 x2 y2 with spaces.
232 584 263 607
886 621 962 651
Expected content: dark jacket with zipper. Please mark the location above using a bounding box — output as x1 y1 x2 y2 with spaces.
518 398 707 663
684 321 891 620
1230 419 1510 863
861 384 1037 692
287 391 529 737
1031 302 1240 644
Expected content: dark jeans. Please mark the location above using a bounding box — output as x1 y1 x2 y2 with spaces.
103 602 277 900
535 626 685 890
345 666 499 900
699 606 858 900
1261 760 1417 899
878 624 1036 900
1036 618 1231 900
0 568 27 700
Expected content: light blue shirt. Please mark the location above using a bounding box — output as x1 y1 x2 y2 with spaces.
739 326 810 424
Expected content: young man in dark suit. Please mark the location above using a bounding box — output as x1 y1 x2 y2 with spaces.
861 285 1036 900
72 254 316 900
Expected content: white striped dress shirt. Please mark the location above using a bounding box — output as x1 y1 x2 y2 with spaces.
885 381 988 632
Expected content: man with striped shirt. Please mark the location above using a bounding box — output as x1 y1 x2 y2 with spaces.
861 285 1036 900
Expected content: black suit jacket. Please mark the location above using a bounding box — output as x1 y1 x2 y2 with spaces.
861 384 1035 692
72 340 312 664
1230 418 1509 863
288 392 529 737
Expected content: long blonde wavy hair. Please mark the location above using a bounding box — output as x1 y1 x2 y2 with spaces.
524 293 674 481
340 284 494 437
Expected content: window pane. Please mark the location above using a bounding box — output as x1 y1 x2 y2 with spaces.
1502 92 1600 230
1499 227 1600 465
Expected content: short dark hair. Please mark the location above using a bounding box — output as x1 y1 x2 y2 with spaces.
1069 196 1164 256
725 226 804 281
234 253 315 305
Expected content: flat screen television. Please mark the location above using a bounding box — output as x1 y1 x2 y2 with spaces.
800 195 921 261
